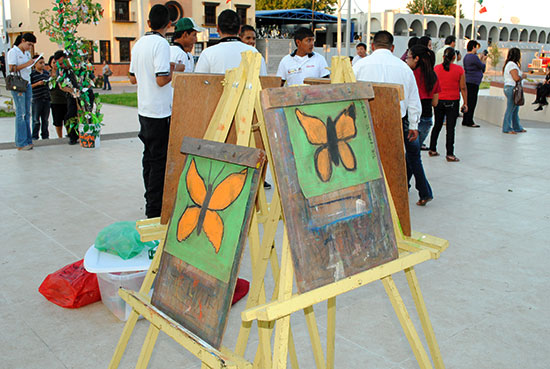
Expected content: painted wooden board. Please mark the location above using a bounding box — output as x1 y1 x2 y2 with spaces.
152 137 266 348
261 83 399 293
161 73 281 224
303 78 411 236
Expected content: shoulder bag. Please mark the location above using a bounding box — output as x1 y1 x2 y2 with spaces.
513 80 525 106
6 70 28 92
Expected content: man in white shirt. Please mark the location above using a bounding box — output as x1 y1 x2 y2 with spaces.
195 10 267 75
352 42 367 66
353 31 433 206
239 25 257 47
277 27 329 86
171 17 202 73
129 4 175 218
435 35 456 66
7 33 38 150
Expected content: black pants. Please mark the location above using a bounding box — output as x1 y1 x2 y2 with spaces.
32 99 50 139
431 100 459 156
51 103 67 127
535 83 550 105
65 96 79 143
138 115 170 218
462 83 479 126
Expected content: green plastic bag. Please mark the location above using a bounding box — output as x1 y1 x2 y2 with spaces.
94 221 157 260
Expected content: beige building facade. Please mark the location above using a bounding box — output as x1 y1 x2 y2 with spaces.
6 0 256 74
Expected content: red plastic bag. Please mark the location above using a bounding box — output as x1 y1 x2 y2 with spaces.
39 259 101 309
231 278 250 305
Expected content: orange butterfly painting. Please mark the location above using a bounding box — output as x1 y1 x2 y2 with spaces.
177 159 247 253
295 103 357 182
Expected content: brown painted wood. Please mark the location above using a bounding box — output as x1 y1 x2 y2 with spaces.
160 74 281 224
303 78 411 236
152 140 266 348
262 84 399 293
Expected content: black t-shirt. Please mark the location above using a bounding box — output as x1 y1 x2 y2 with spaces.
30 70 51 101
421 99 433 118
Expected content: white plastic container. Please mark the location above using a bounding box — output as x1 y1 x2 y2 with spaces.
96 270 147 321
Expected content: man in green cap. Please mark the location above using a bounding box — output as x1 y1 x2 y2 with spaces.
171 17 203 73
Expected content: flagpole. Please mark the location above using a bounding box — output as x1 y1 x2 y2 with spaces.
455 0 460 45
337 0 342 55
366 0 371 52
471 0 476 40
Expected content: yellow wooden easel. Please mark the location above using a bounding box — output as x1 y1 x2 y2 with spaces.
236 56 449 369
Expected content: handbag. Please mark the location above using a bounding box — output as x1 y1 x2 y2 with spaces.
6 71 28 92
513 81 525 106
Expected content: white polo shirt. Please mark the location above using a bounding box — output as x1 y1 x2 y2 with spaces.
194 37 267 75
276 52 329 86
129 32 172 119
170 44 194 73
352 55 365 66
353 48 421 130
7 46 31 82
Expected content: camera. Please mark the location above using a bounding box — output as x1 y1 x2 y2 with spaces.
482 49 489 56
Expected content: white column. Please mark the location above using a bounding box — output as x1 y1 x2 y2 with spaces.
337 0 342 55
366 0 371 51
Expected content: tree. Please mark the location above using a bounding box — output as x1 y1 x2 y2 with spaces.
256 0 337 15
36 0 104 139
406 0 464 18
488 42 502 79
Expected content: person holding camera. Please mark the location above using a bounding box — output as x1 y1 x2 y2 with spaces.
102 61 112 90
462 40 487 127
429 47 467 162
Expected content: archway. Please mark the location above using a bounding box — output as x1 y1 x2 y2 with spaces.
478 25 487 40
538 31 546 44
394 18 408 36
426 21 437 37
465 24 472 39
370 18 381 33
165 1 183 22
548 33 550 44
529 30 537 42
439 22 451 38
500 27 509 42
488 26 498 43
520 29 528 41
410 20 422 37
510 28 519 41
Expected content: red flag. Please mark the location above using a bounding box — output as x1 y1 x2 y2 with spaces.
226 0 231 3
479 6 487 13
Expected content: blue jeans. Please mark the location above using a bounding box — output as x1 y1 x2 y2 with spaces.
404 118 433 201
32 99 51 139
503 85 524 132
103 74 111 90
418 116 433 147
12 83 33 147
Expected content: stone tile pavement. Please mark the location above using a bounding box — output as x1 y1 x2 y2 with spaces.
0 108 549 368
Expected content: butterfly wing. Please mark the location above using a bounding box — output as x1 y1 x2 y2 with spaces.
314 146 333 182
177 206 200 242
337 141 357 171
208 168 248 211
203 210 224 253
334 103 357 141
295 109 328 145
186 159 206 207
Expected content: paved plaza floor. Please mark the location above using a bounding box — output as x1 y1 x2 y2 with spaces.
0 105 549 368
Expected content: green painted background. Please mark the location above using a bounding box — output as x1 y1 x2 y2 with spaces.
284 100 381 199
164 155 253 283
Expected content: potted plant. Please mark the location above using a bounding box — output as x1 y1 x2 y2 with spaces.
37 0 104 148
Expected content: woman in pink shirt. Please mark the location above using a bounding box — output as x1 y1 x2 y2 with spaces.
429 47 468 162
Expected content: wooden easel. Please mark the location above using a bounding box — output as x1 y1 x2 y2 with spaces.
237 56 449 369
108 51 304 369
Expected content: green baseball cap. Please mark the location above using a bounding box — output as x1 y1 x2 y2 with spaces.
174 17 203 32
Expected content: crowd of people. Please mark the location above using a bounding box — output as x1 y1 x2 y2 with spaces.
7 4 548 217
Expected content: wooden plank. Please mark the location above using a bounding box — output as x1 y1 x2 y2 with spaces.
180 137 266 168
161 74 281 224
262 85 398 293
242 249 432 322
261 82 374 109
152 144 266 348
119 289 251 369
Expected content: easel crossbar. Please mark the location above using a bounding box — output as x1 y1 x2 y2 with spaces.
242 249 432 322
118 288 253 369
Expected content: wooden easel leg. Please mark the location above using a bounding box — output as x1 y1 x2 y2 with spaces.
108 310 140 369
258 320 273 369
304 305 326 369
326 297 336 369
381 276 433 369
272 232 293 369
135 324 160 369
404 267 445 369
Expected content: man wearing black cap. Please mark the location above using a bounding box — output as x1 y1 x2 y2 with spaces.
171 17 203 73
